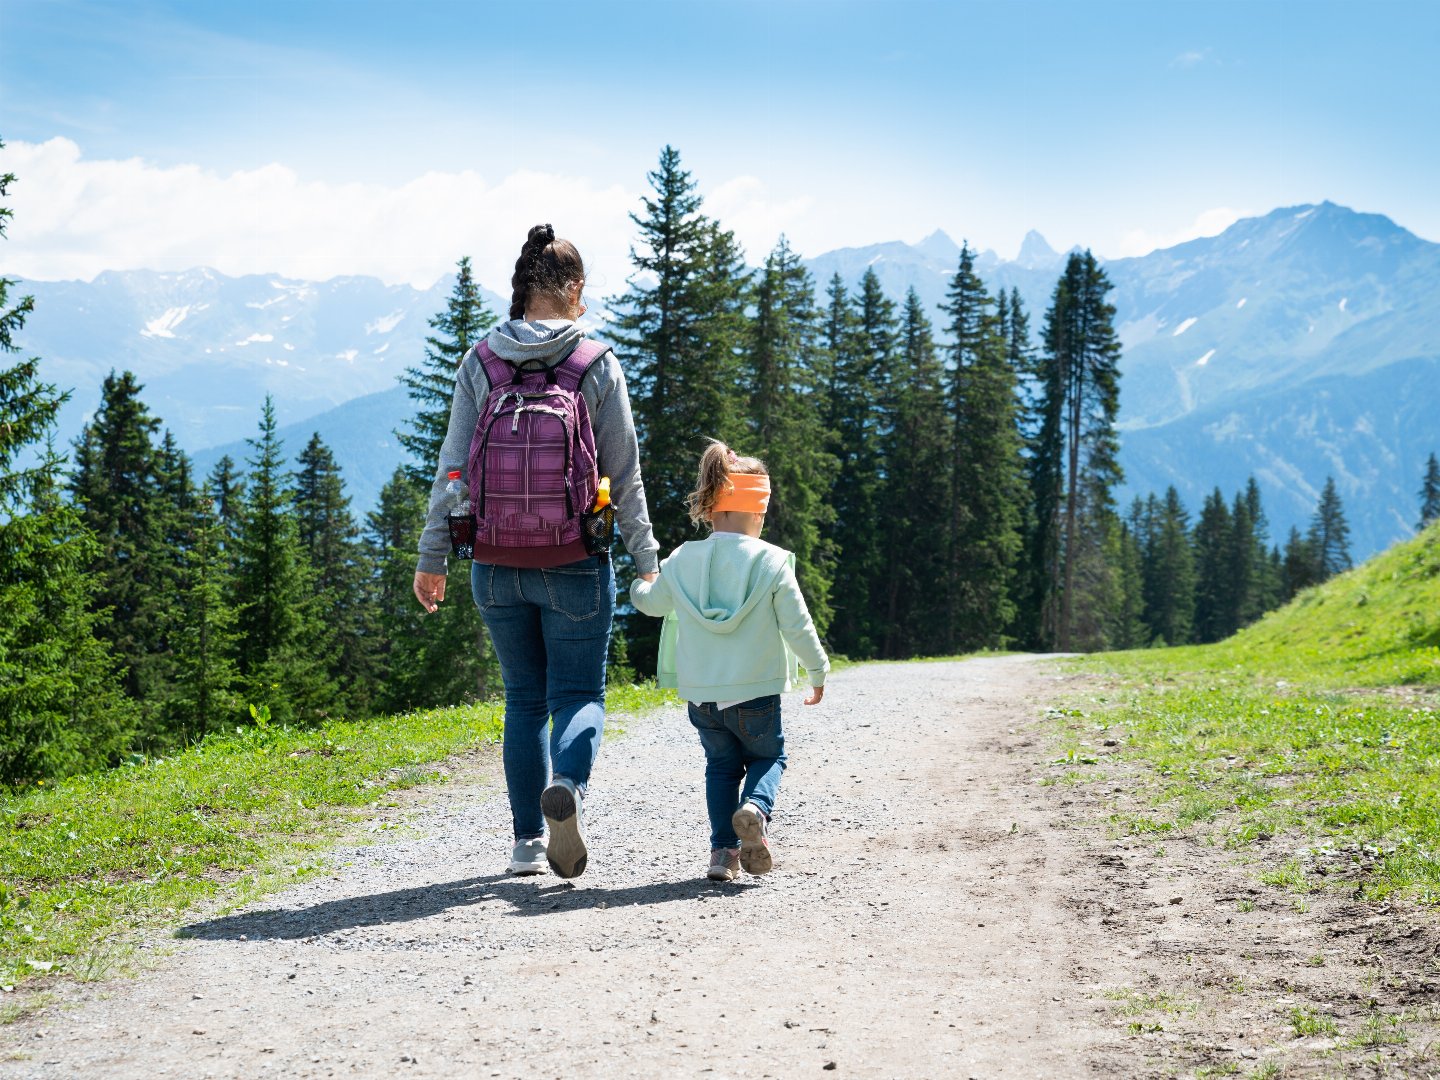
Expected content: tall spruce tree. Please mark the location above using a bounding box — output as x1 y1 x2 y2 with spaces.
879 289 951 658
613 147 749 665
164 494 240 742
943 249 1025 651
1144 487 1196 646
1307 476 1352 581
0 152 135 782
1037 251 1124 650
1192 488 1234 643
1281 525 1319 601
743 237 838 634
295 433 378 716
230 398 335 725
69 370 176 729
825 268 894 656
1419 453 1440 530
397 256 496 488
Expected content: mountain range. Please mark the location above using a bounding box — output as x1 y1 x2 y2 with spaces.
15 201 1439 559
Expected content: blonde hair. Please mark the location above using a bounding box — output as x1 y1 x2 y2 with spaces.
685 440 768 526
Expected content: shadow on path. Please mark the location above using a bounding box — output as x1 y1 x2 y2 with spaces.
178 872 756 942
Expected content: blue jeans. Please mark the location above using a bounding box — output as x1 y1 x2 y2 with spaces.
687 695 787 850
472 556 613 840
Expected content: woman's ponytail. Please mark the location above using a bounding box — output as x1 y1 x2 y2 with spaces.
509 224 584 320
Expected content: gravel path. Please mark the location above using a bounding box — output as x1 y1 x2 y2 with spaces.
17 653 1417 1078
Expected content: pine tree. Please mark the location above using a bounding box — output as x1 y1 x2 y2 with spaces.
294 433 379 716
366 468 430 712
69 370 176 730
1192 488 1233 643
1281 526 1318 601
1419 453 1440 530
1144 488 1195 646
1308 476 1352 581
397 256 496 488
1003 288 1048 648
613 148 749 665
230 398 335 725
879 289 951 658
0 152 136 782
825 268 893 657
1242 478 1281 618
743 237 838 634
206 454 245 538
1224 488 1257 634
1037 252 1124 650
164 495 240 742
1108 519 1148 650
942 247 1026 651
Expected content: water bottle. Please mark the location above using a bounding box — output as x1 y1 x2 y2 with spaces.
445 469 474 559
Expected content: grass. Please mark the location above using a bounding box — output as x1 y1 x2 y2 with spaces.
1068 520 1440 904
0 682 676 1002
1289 1006 1339 1037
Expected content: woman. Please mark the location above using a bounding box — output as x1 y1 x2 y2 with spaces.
413 224 659 879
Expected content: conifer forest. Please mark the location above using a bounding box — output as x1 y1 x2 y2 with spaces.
2 144 1413 787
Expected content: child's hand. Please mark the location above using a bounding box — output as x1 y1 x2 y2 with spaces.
803 685 824 706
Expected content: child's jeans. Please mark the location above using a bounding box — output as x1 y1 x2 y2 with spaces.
687 695 787 850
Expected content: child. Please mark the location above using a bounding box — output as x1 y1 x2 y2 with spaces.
631 442 829 881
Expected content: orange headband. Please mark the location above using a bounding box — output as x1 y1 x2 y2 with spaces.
712 473 771 514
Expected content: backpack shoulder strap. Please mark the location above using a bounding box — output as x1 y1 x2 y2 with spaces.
474 340 517 390
551 338 612 391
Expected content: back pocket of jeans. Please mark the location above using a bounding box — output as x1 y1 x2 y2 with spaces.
540 567 599 621
737 706 776 742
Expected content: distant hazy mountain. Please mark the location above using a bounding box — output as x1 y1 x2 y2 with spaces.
18 267 506 451
802 202 1440 558
19 202 1439 559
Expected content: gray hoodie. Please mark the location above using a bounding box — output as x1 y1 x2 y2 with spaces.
416 319 659 576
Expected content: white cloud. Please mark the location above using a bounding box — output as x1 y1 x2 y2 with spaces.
1171 48 1212 69
0 137 644 296
1116 206 1249 258
703 175 815 261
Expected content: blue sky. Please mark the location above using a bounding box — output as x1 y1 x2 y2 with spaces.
1 0 1435 292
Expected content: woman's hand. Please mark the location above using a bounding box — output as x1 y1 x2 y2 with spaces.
413 571 447 613
804 685 825 706
639 572 658 583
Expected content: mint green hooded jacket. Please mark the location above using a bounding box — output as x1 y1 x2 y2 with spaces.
629 532 829 703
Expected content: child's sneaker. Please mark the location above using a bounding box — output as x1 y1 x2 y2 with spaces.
732 802 773 875
707 847 740 881
540 777 588 879
508 837 547 875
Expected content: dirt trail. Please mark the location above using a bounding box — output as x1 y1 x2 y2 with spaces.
4 656 1435 1078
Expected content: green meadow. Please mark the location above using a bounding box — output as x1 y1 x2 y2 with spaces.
0 683 674 1005
1067 521 1440 902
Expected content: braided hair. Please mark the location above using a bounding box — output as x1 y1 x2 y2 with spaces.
509 224 586 319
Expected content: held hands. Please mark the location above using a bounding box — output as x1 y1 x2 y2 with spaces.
804 685 825 706
413 571 447 613
639 571 658 583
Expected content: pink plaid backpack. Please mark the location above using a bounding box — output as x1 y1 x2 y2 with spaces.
464 338 609 567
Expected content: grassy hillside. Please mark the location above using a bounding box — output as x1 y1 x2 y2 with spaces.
1067 521 1440 904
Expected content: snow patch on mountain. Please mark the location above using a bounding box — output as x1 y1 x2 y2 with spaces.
235 333 274 346
366 312 404 335
337 349 358 363
141 307 190 338
1339 297 1348 312
1173 317 1198 337
1236 297 1247 309
1196 349 1216 367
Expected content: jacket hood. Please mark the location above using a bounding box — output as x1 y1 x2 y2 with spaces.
660 533 788 636
485 319 586 367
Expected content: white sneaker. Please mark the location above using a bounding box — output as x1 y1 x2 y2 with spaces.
732 802 773 875
508 837 547 875
707 847 740 882
540 777 588 879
